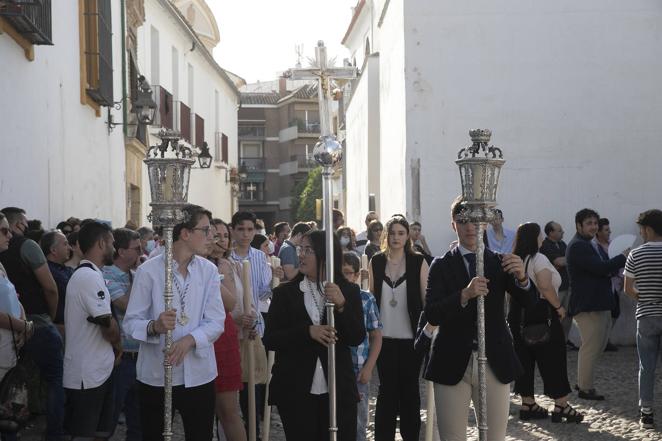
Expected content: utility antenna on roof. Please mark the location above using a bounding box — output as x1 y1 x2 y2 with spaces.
295 44 304 68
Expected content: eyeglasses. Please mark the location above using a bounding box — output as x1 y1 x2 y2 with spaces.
296 246 315 256
0 227 11 237
191 226 213 236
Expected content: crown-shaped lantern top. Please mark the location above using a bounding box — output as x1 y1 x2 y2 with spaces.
144 130 195 226
455 129 506 209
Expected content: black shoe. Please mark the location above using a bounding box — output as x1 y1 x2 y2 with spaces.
520 402 549 420
604 342 618 352
578 389 605 400
551 403 584 423
641 408 654 429
566 340 579 351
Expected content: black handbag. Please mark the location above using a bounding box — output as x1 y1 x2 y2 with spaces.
0 313 31 432
519 258 552 347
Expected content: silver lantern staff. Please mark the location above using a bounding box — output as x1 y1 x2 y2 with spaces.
287 40 356 441
455 129 505 441
144 130 195 441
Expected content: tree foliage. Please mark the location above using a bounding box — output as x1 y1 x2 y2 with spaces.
291 166 322 222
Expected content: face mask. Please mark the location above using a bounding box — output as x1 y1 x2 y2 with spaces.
145 239 156 254
340 236 350 247
267 241 275 255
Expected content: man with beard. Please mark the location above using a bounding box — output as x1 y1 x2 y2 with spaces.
63 221 121 439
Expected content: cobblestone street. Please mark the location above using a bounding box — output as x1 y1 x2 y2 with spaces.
19 346 661 440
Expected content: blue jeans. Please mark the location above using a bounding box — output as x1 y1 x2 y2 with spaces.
23 322 65 440
637 316 662 408
356 381 369 441
112 354 142 441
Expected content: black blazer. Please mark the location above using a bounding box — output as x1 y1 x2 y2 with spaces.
565 234 626 316
423 247 535 385
263 274 365 407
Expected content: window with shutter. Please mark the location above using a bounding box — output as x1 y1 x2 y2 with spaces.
79 0 113 112
222 133 228 163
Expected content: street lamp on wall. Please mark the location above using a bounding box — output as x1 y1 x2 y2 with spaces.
107 75 158 134
196 142 213 169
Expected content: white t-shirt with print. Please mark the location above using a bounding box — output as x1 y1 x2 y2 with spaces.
63 260 114 390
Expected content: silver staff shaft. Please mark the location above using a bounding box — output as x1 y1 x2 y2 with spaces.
322 166 338 441
475 222 488 440
162 226 174 441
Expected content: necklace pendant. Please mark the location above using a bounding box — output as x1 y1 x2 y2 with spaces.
389 299 398 308
178 313 189 326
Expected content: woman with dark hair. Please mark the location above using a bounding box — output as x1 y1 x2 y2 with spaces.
250 233 271 256
368 215 429 441
364 220 384 261
510 222 583 423
336 226 359 257
208 219 247 441
264 230 365 441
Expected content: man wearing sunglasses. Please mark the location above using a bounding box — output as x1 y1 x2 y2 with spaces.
0 206 65 440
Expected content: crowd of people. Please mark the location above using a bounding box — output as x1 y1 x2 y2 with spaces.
0 201 660 441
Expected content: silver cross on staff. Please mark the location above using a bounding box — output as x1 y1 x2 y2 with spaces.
286 40 357 137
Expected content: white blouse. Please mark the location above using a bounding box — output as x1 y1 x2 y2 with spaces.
300 277 328 395
380 279 413 339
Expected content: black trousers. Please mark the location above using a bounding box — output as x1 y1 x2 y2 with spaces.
240 382 266 437
277 392 357 441
138 381 215 440
510 301 572 399
375 338 422 441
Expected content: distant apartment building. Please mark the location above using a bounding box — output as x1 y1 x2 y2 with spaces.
237 78 322 227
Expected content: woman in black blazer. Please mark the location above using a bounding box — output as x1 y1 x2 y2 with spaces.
263 230 365 441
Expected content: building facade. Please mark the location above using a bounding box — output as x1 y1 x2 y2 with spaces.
238 78 322 227
342 0 662 253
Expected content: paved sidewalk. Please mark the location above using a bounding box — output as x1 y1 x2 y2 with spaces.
18 347 662 440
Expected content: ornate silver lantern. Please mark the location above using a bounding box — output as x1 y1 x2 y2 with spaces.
455 129 505 441
144 129 195 441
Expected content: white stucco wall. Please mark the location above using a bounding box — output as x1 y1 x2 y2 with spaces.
0 3 126 228
404 0 662 254
138 0 238 223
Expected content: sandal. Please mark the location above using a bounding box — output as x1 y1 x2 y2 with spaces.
551 403 584 423
519 402 549 420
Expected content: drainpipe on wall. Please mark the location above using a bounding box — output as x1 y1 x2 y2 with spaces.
121 0 127 136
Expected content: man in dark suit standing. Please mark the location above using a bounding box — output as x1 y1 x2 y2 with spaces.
424 196 535 440
566 208 628 401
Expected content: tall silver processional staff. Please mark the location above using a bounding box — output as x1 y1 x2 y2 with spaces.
287 40 357 441
144 130 195 441
455 129 505 441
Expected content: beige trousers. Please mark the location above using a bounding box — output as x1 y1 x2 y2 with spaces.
434 352 510 441
574 310 611 390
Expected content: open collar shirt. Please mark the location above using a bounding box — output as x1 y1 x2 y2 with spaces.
123 254 225 388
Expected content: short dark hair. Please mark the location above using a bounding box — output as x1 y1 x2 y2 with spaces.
173 205 212 242
0 212 5 223
494 208 504 219
56 221 74 233
598 218 610 231
575 208 599 226
113 228 140 259
251 234 269 250
66 217 81 227
291 221 312 237
274 222 289 236
231 211 257 228
136 226 154 240
411 221 421 228
78 221 113 254
342 252 360 273
513 222 541 259
637 209 662 236
1 207 26 225
40 230 61 257
544 221 557 236
450 195 466 219
67 231 79 247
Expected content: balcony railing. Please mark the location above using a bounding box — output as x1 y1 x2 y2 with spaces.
240 157 266 172
290 118 320 134
0 0 53 45
291 154 316 170
238 126 266 138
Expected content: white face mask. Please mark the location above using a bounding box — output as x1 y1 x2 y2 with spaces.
267 241 275 255
339 236 350 247
145 239 156 254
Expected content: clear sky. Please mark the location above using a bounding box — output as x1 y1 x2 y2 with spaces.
209 0 357 84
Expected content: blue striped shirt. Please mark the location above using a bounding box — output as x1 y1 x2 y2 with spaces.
230 247 272 336
351 290 382 374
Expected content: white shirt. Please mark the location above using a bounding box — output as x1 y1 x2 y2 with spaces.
356 230 369 255
300 277 328 395
123 254 225 388
487 226 516 254
63 260 114 389
380 280 413 339
526 253 562 296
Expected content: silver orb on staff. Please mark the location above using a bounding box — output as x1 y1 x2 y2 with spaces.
455 129 505 441
144 130 195 441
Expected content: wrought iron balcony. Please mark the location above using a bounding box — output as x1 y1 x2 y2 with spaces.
239 157 266 172
289 118 320 134
238 125 266 138
0 0 53 45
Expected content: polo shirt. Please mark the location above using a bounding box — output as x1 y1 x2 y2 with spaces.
102 264 139 352
63 260 114 390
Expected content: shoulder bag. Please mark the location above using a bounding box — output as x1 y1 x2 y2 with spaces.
0 314 31 432
519 257 552 347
